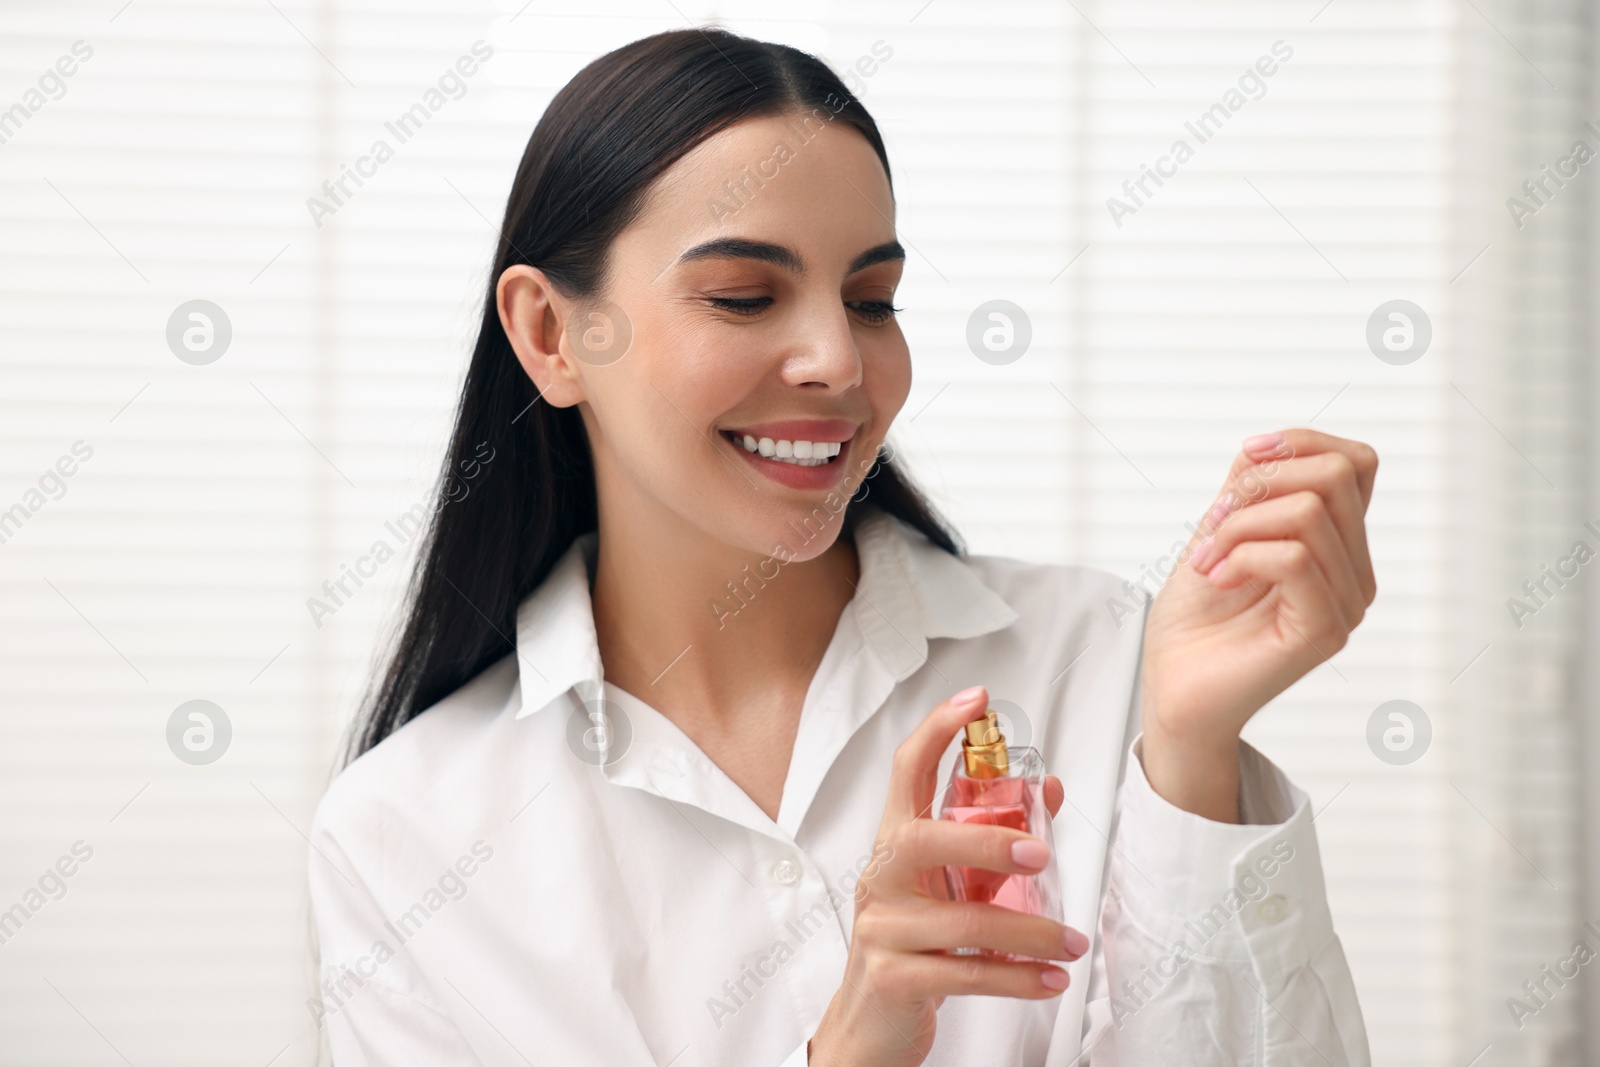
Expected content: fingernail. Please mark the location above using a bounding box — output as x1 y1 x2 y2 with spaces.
1207 491 1235 529
1011 838 1050 869
1243 431 1285 454
1063 926 1090 957
952 686 986 709
1041 968 1070 990
1190 537 1213 571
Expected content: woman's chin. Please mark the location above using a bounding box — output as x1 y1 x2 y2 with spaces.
730 508 848 563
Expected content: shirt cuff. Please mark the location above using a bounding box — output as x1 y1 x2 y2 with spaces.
1106 731 1336 985
778 1038 810 1066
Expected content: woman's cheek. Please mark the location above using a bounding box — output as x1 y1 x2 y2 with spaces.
678 348 765 427
871 337 913 425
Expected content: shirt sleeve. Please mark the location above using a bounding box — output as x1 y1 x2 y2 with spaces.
1078 733 1371 1066
307 798 486 1067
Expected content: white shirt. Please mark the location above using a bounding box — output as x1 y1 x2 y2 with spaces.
308 509 1370 1066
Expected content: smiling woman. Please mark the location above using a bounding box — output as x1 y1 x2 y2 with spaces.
337 28 954 765
308 26 1377 1067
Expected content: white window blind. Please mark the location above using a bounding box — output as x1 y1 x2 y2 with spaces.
0 2 1590 1065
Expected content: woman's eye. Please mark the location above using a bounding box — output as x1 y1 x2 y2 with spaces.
708 296 772 316
849 301 901 325
707 296 900 323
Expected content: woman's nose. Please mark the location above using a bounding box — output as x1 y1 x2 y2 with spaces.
781 302 864 390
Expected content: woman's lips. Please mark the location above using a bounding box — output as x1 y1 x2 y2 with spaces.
717 424 857 490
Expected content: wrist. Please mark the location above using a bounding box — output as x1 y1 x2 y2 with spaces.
806 1003 847 1067
1139 717 1242 823
806 1029 848 1067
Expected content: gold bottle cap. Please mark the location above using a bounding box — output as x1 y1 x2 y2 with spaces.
961 709 1009 779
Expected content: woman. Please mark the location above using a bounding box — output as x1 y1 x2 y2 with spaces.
308 27 1375 1067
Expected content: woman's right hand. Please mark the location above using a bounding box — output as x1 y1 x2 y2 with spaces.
806 685 1090 1067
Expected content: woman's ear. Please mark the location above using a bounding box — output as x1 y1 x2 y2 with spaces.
497 265 586 409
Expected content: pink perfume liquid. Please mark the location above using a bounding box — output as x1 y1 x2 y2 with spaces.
941 774 1048 916
936 713 1063 960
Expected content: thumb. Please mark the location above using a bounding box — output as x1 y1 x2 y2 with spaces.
883 686 991 825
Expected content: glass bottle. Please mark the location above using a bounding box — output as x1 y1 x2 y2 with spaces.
936 708 1063 958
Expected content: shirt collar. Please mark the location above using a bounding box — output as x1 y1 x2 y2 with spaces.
511 531 604 719
511 509 1019 720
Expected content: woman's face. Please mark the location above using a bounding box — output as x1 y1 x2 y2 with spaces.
504 111 910 563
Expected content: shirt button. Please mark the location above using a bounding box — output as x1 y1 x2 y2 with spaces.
1258 894 1289 925
773 858 801 886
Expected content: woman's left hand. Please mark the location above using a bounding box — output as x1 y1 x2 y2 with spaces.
1138 428 1379 822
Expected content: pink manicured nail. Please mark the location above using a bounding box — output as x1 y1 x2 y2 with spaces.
1243 431 1285 454
1190 537 1213 571
1063 926 1090 957
1041 968 1070 990
952 686 986 709
1011 838 1050 869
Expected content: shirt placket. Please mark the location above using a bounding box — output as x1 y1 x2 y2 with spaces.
593 636 909 1039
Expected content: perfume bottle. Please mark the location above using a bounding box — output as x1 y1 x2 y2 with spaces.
936 709 1063 956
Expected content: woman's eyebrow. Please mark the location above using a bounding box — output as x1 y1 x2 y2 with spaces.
673 238 905 276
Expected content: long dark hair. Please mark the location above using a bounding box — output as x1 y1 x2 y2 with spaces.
344 27 960 763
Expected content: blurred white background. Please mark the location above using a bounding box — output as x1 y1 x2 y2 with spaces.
2 0 1597 1064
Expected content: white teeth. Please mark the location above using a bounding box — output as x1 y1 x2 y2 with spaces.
731 434 847 466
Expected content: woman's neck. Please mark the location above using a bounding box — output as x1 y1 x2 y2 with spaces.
588 492 859 817
590 499 859 718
